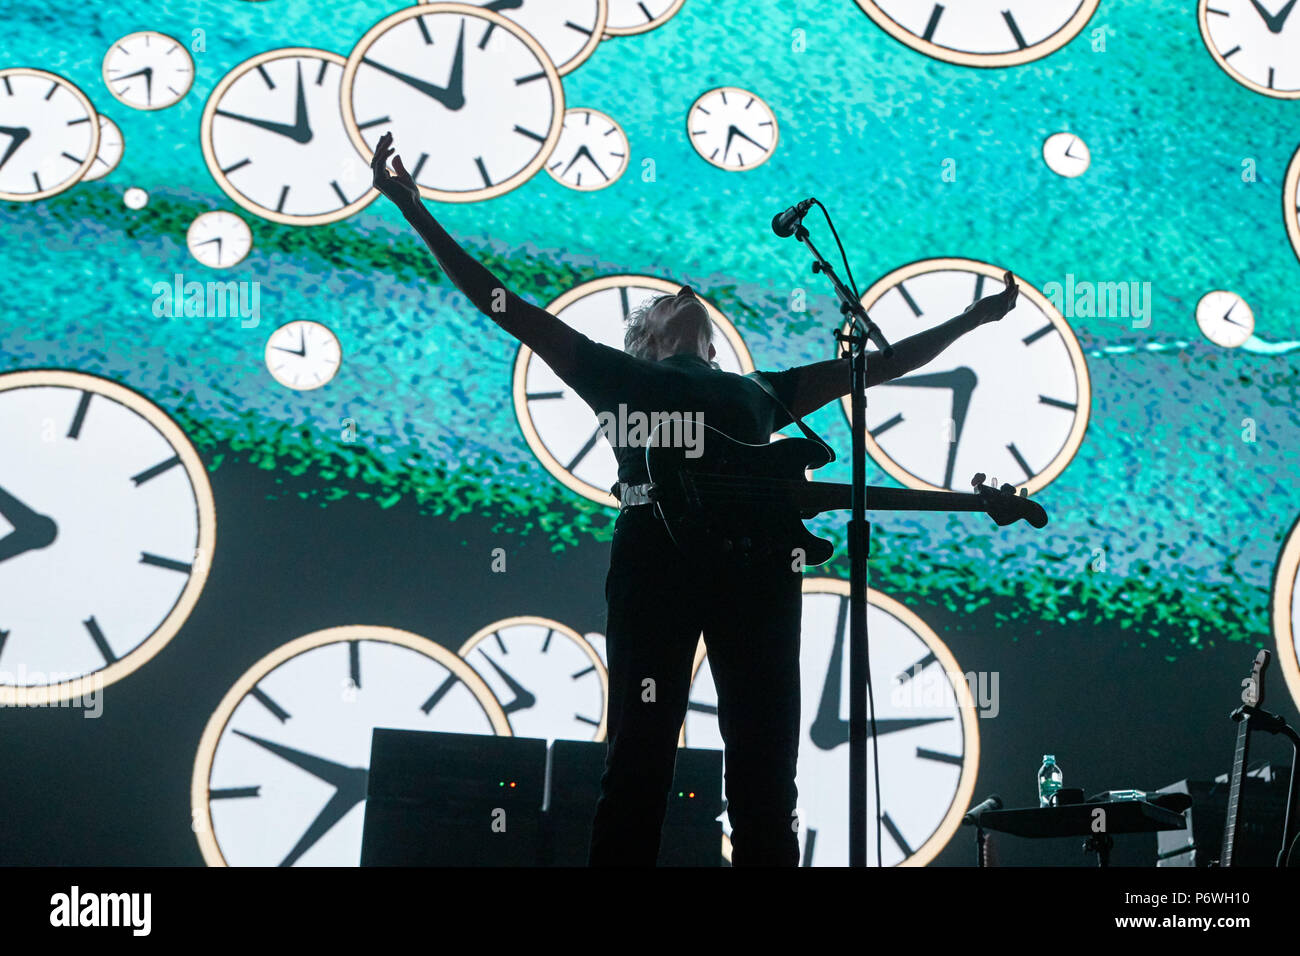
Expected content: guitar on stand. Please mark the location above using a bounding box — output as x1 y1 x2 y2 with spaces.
1212 649 1300 867
1215 650 1269 867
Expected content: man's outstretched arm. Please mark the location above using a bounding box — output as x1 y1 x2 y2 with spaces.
371 132 582 379
782 273 1021 419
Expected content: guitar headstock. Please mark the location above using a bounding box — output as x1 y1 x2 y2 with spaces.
970 473 1048 529
1241 649 1270 708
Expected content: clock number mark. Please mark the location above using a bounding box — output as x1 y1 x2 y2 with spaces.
84 616 117 664
250 686 291 722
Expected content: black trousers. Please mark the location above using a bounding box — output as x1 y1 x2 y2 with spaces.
588 505 802 866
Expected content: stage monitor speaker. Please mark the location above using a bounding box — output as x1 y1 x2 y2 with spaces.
360 728 547 866
544 739 723 866
1155 769 1290 866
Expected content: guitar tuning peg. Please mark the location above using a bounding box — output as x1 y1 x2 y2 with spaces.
1018 487 1028 497
972 472 986 488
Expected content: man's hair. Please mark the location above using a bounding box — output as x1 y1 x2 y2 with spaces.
623 293 713 361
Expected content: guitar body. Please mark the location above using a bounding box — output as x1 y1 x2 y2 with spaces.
646 423 834 570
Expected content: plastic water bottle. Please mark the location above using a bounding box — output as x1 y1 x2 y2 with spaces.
1038 755 1063 807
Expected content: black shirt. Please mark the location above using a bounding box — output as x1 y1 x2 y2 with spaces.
562 334 803 486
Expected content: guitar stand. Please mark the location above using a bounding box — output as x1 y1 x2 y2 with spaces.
1237 704 1300 867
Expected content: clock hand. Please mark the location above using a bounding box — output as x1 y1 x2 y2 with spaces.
361 20 467 112
117 66 153 105
272 331 307 358
561 145 609 180
214 63 314 145
885 366 978 489
809 599 849 750
279 771 369 867
234 730 364 788
0 126 31 171
1249 0 1296 31
722 125 766 162
0 483 58 563
484 0 525 10
1222 303 1247 328
478 651 537 715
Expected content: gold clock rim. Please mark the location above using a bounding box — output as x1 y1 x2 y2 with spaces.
544 107 630 191
340 3 566 204
262 320 342 392
1284 145 1300 265
1271 513 1300 713
0 69 100 202
101 31 195 112
458 614 610 741
511 273 755 509
185 210 253 270
686 86 780 172
191 624 513 867
1198 0 1300 100
200 47 381 227
420 0 610 76
0 368 216 706
602 0 686 36
854 0 1101 68
684 577 981 867
840 256 1092 496
1194 289 1255 349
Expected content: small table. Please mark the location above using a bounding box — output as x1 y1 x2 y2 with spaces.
976 800 1187 866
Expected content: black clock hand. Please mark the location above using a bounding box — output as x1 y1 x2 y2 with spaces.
722 125 766 162
117 66 153 105
272 330 306 357
484 0 524 10
232 730 369 866
886 366 978 489
0 483 58 563
214 62 313 144
361 20 467 111
478 651 537 715
809 598 849 750
561 145 609 180
1223 302 1248 327
193 236 224 263
1249 0 1296 31
0 126 30 171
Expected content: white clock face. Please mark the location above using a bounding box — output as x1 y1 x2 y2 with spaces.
844 258 1091 494
202 48 377 226
187 211 253 269
0 68 99 202
1195 290 1255 348
855 0 1100 66
546 108 629 190
192 626 510 866
1273 516 1300 711
81 115 124 182
458 616 608 741
342 4 565 202
102 31 194 110
605 0 685 35
1042 131 1090 178
424 0 607 75
1199 0 1300 98
512 275 754 507
265 321 342 391
1285 144 1300 264
686 87 779 171
683 580 979 867
0 370 216 705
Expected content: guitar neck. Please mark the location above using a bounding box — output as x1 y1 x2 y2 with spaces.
1221 721 1251 866
802 481 992 516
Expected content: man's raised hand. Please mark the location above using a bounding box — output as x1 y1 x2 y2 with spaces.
968 270 1020 325
371 131 421 209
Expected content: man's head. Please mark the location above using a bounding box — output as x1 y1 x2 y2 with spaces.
624 285 717 363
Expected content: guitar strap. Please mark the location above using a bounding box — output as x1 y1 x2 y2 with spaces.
746 371 837 463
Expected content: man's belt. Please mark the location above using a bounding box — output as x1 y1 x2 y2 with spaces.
612 482 655 509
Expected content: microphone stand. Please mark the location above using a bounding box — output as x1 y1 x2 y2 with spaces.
792 219 893 867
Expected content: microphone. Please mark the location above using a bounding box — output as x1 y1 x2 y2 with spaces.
771 198 815 238
962 793 1002 826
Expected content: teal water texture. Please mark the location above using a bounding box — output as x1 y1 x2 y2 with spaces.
1 0 1297 654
